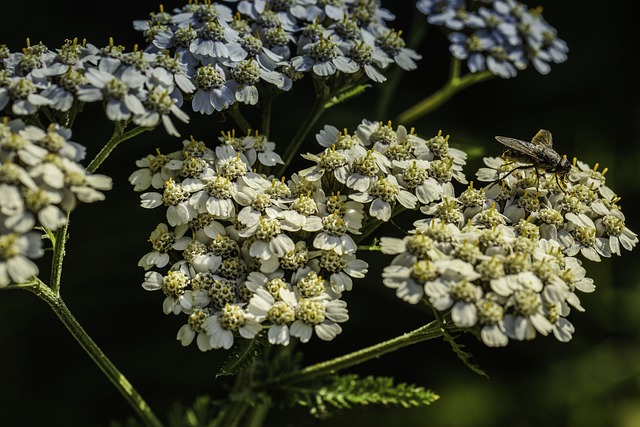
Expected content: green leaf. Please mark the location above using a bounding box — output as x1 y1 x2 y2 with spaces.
324 84 372 109
216 336 264 378
293 374 439 418
441 329 489 378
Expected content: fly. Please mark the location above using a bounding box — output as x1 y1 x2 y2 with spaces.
493 129 572 190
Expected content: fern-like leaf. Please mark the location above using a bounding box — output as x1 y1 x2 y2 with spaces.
295 374 439 418
441 329 488 378
324 84 371 109
216 336 264 378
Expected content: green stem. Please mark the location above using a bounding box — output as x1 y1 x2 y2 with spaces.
260 89 274 137
241 396 271 427
355 218 382 245
87 123 152 173
356 244 381 251
227 104 252 134
375 12 430 119
49 217 70 295
212 401 251 427
21 279 163 427
395 59 494 125
264 320 459 387
273 83 329 178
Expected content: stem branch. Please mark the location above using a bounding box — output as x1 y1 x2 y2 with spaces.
49 217 70 295
21 280 163 427
273 82 329 178
375 13 430 119
396 60 494 125
227 105 252 134
87 123 152 173
265 320 459 387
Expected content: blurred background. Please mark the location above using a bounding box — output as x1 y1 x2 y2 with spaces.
1 1 639 426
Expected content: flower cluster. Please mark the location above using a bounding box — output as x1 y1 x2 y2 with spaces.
382 151 637 347
0 117 112 287
0 38 191 136
133 0 421 113
417 0 568 78
131 119 468 351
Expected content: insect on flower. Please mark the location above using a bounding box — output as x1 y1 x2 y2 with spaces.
493 129 572 190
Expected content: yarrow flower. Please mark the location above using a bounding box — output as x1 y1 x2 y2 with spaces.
0 39 191 136
0 117 111 287
130 114 484 352
128 0 422 116
380 141 636 347
417 0 569 78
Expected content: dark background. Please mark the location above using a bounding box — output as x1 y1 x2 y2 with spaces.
1 1 639 426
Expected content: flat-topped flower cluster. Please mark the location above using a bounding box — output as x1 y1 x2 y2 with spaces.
0 117 111 286
0 39 192 136
131 119 467 350
133 0 421 113
417 0 569 78
382 153 637 346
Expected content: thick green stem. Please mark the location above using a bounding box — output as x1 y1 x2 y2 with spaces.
87 123 152 173
395 59 494 125
273 86 329 178
21 280 163 427
264 320 458 387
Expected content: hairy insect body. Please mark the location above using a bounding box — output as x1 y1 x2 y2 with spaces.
502 144 571 175
493 129 572 190
495 129 571 175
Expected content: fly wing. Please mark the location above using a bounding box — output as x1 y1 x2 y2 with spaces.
530 129 553 147
494 135 540 158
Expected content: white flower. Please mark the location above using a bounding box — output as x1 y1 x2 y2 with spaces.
313 212 358 255
138 223 191 270
202 303 262 349
142 268 193 315
129 151 181 191
476 296 509 347
563 212 610 261
426 278 483 328
345 149 390 192
292 36 359 76
247 287 298 346
350 175 417 222
190 175 236 219
140 178 197 227
279 193 322 232
4 187 66 232
593 205 638 255
382 263 428 304
191 64 236 114
239 216 295 260
77 59 147 121
379 231 442 267
289 297 349 343
176 307 214 351
0 76 52 115
0 232 43 287
134 85 190 137
503 288 553 340
309 250 368 294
